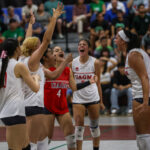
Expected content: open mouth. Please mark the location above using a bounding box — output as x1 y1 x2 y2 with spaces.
59 53 64 57
80 49 85 53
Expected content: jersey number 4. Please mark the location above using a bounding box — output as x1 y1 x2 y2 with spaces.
57 89 61 98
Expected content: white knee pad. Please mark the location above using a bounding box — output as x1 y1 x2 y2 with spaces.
30 142 37 150
37 137 48 150
136 134 150 150
75 126 85 140
65 134 76 149
89 119 100 138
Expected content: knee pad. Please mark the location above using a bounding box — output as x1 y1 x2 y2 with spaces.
22 144 31 150
30 143 37 150
137 134 150 150
65 134 76 149
89 119 100 138
75 126 85 140
37 137 48 150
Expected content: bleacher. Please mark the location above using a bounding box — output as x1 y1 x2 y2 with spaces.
2 1 129 23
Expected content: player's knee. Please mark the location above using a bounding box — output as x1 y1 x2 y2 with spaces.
75 126 85 140
89 119 100 138
65 134 76 149
137 134 150 150
74 115 84 126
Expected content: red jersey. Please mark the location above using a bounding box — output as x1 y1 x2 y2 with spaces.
44 67 70 114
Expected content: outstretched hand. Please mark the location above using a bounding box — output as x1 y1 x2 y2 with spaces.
29 10 35 25
53 2 65 18
65 53 73 64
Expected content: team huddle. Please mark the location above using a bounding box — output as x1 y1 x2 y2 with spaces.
1 3 150 150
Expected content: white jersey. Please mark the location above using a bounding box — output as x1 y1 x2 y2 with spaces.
0 59 25 118
19 56 45 107
72 56 100 103
125 48 150 99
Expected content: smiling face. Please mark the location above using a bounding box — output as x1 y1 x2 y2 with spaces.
53 46 64 61
78 40 89 57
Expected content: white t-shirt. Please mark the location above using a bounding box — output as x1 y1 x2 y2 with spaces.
106 1 126 13
22 4 38 16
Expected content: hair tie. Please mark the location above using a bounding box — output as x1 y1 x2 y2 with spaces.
0 50 7 59
118 30 130 42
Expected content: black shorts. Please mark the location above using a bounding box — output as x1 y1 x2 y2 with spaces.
73 101 100 108
134 98 150 105
43 107 53 115
25 106 45 116
1 116 26 126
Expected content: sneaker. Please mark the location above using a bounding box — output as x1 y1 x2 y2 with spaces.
58 33 64 39
111 109 117 114
127 109 133 114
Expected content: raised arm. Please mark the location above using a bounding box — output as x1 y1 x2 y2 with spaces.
25 11 35 38
44 53 73 80
28 3 65 72
14 62 40 93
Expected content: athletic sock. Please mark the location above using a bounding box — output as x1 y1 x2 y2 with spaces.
37 137 48 150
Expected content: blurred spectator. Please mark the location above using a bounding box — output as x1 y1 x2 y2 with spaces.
44 0 65 38
141 24 150 53
25 14 43 41
2 19 24 42
104 0 119 23
35 2 51 29
111 10 129 38
4 6 21 25
90 0 106 22
94 37 113 58
131 3 150 37
69 0 90 39
110 63 132 115
99 56 117 114
90 12 110 51
0 20 7 43
127 0 150 28
22 0 38 22
0 8 5 23
127 0 150 15
112 23 125 60
106 0 126 14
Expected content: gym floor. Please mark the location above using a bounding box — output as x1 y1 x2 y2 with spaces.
0 116 138 150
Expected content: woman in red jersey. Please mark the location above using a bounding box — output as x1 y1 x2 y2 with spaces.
41 46 97 150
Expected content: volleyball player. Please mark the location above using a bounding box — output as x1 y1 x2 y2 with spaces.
71 39 105 150
20 4 71 150
41 46 98 150
0 38 40 150
115 29 150 150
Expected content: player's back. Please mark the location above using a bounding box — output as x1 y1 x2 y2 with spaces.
0 58 24 118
